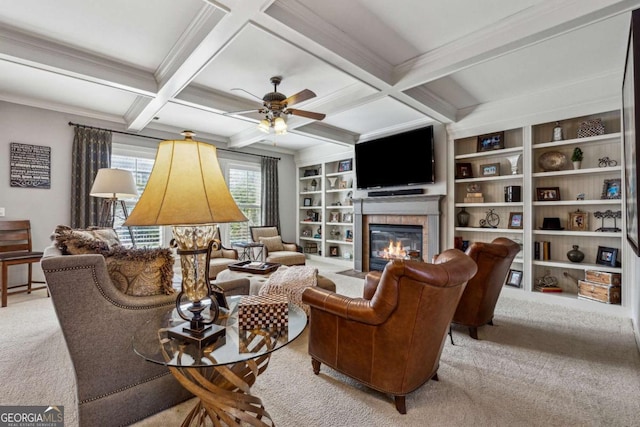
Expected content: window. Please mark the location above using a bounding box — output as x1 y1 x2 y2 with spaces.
225 162 261 244
111 153 164 248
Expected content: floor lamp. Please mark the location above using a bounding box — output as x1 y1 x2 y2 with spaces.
90 168 138 245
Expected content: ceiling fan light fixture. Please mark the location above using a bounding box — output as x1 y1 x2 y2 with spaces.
273 117 287 134
258 119 271 133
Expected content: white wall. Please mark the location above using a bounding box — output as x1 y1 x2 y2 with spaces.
0 101 297 283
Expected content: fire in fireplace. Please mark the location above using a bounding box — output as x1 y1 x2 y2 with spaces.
369 224 423 271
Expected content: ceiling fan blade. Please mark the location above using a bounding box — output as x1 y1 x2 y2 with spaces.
285 89 316 106
287 109 326 120
223 108 262 116
231 88 264 102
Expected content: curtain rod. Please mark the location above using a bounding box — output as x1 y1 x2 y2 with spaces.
68 121 281 161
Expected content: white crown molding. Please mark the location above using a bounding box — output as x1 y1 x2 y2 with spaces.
0 26 157 96
394 0 639 91
0 93 126 124
447 70 621 139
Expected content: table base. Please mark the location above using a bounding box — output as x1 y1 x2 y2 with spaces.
164 331 276 427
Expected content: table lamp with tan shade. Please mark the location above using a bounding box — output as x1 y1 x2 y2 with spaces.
125 131 247 347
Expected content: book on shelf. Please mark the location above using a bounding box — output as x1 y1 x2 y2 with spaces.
464 197 485 203
535 285 563 293
542 241 551 261
466 192 483 198
534 241 540 260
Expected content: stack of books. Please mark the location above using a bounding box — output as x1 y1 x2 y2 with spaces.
534 284 563 293
464 192 484 203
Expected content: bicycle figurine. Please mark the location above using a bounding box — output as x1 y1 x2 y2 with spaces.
479 209 500 228
598 157 618 167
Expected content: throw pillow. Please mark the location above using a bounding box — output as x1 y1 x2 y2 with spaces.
106 247 175 296
53 225 117 255
259 236 284 252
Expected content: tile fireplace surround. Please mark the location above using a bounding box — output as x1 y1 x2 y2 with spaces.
353 195 443 272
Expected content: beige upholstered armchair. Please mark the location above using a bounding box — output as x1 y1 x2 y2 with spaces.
301 250 478 414
250 226 305 266
207 227 239 280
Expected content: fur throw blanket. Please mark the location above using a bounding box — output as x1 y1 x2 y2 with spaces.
259 265 318 315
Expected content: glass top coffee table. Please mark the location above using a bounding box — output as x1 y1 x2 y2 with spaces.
133 295 306 426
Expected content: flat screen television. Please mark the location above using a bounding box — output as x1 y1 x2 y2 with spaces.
355 125 435 189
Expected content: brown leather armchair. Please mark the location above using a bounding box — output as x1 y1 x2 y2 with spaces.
452 237 520 340
301 250 478 414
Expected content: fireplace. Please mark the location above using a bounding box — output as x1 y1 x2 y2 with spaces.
352 195 443 272
369 224 423 271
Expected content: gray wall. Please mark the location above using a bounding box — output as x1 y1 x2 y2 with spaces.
0 101 297 284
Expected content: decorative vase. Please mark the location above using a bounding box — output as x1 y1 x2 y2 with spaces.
328 177 338 189
573 161 581 170
552 121 563 141
457 208 470 227
506 153 522 175
566 245 585 263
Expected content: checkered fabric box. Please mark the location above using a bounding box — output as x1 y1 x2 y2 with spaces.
238 294 289 330
577 119 605 138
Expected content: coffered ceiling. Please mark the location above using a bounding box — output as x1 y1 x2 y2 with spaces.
1 0 638 154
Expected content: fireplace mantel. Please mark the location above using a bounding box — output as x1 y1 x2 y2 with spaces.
353 195 443 271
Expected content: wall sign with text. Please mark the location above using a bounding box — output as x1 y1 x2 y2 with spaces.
10 142 51 189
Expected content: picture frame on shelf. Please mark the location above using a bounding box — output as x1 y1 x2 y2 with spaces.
304 169 318 177
330 211 340 222
601 178 622 200
455 162 473 179
596 246 619 267
329 246 339 257
303 197 312 207
341 212 353 223
480 163 500 177
536 187 561 201
622 9 640 256
476 131 505 152
345 230 353 242
505 269 523 288
508 212 523 229
568 210 589 231
339 180 348 189
338 159 352 172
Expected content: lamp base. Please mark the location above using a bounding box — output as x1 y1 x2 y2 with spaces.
168 322 226 349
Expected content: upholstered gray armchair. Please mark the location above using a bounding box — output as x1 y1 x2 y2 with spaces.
41 245 250 427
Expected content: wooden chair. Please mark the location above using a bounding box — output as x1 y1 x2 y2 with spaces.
0 220 47 307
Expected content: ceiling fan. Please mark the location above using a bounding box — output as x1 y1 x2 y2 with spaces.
227 76 326 134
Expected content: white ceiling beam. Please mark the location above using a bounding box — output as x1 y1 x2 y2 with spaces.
393 0 640 91
126 0 274 131
0 26 157 96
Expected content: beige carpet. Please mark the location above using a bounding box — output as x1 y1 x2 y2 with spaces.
2 260 640 427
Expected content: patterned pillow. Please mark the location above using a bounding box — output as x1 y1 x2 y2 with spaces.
259 236 284 252
53 225 119 255
106 247 175 296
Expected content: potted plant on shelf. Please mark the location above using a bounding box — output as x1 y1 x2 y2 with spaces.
571 147 583 170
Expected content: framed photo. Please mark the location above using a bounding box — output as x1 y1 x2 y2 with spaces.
480 163 500 177
303 197 312 206
568 210 589 231
455 162 473 179
338 159 352 172
329 246 339 257
623 9 640 256
506 269 523 288
341 212 353 223
508 212 523 229
596 246 619 267
536 187 561 201
339 180 348 189
330 212 340 222
601 178 622 199
477 131 505 152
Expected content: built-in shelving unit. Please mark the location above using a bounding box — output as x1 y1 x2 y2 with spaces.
451 110 625 313
297 159 354 265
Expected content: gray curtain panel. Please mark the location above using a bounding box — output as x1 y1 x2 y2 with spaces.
261 157 280 230
71 126 112 228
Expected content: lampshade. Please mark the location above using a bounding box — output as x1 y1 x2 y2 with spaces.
90 168 137 199
258 119 271 133
273 117 287 135
124 133 248 226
